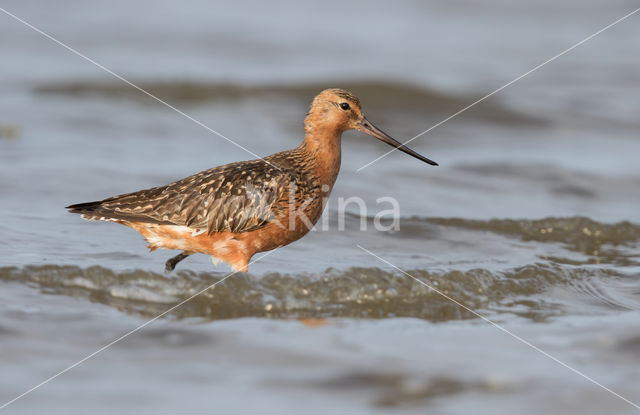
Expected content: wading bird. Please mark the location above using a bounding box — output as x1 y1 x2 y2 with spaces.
67 89 437 272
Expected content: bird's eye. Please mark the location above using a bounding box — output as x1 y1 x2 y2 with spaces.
340 102 350 111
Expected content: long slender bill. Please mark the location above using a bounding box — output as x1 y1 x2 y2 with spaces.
357 117 438 166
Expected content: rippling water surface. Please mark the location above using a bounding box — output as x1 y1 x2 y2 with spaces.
1 0 640 414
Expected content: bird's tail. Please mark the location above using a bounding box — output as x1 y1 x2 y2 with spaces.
66 200 167 224
66 200 123 222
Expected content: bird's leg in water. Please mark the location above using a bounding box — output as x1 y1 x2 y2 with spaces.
165 252 192 272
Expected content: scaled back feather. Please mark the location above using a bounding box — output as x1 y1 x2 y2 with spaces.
67 158 292 234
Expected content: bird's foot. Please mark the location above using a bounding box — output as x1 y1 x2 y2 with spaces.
164 252 191 273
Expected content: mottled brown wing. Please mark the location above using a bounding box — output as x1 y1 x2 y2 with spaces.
76 160 289 234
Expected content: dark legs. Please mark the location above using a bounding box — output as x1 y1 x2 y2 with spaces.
165 251 192 273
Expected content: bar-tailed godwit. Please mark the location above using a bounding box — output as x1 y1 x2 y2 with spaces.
67 89 437 272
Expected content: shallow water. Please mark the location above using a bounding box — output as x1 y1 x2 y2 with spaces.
1 0 640 413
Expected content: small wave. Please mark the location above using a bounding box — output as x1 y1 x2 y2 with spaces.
34 80 543 125
338 214 640 266
399 216 640 266
424 216 640 245
0 262 633 322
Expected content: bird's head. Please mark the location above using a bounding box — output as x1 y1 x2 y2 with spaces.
306 88 438 166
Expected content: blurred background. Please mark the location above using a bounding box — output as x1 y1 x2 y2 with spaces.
1 0 640 413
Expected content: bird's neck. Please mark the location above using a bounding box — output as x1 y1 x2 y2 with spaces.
299 119 343 196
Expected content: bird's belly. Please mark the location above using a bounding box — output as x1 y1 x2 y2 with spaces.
122 193 324 268
124 222 249 267
249 196 325 251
